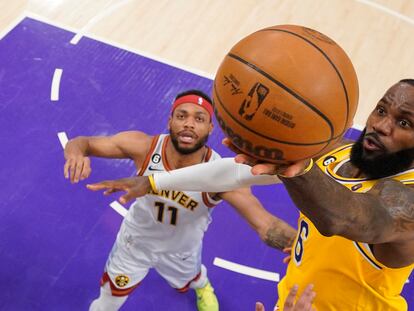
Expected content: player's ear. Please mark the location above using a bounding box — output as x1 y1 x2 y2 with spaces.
168 116 172 130
209 121 214 134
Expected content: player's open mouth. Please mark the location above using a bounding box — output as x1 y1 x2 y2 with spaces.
363 136 384 151
178 132 197 144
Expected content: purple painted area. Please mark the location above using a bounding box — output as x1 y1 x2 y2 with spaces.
0 17 412 311
345 127 363 141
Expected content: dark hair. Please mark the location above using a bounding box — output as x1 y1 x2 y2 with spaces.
399 79 414 87
175 89 212 104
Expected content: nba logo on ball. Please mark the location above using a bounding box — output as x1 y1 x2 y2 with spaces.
213 24 359 163
238 82 269 121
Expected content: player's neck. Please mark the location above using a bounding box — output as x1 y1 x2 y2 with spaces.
166 140 207 169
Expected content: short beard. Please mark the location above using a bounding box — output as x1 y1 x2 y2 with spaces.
350 129 414 179
169 131 209 155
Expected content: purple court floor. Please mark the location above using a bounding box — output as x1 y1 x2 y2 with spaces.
0 17 412 310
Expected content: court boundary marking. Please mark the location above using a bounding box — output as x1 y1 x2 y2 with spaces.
51 68 63 101
0 12 26 40
24 12 214 80
57 132 69 148
356 0 414 26
70 0 132 45
213 257 280 282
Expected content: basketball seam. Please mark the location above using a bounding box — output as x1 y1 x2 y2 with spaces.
260 28 351 135
214 80 337 146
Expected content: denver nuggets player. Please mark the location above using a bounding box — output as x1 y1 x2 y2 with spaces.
64 90 297 311
89 80 414 310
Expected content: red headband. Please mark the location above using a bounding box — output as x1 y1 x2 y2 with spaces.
171 95 214 118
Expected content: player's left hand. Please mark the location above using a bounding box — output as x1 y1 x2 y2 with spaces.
86 176 151 204
222 138 309 177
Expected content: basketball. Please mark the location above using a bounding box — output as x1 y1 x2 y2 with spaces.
213 25 359 163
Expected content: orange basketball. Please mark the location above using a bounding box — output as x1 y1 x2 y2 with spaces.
213 25 359 163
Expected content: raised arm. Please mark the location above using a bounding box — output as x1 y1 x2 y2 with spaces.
153 158 281 192
280 165 414 267
86 158 281 203
64 131 152 183
219 188 296 251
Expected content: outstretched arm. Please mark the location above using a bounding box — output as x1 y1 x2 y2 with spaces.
278 165 414 267
219 188 296 251
232 148 414 267
153 158 281 192
87 157 282 199
280 166 414 243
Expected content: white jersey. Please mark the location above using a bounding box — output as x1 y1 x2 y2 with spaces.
123 134 222 253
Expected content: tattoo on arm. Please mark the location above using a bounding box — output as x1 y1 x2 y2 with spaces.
282 165 414 243
264 219 296 250
375 180 414 235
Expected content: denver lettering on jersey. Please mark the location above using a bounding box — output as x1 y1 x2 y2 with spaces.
148 189 199 211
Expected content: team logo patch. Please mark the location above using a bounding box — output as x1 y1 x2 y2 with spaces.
115 275 130 287
323 155 336 166
151 153 161 163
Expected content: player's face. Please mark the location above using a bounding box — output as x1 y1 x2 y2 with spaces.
169 103 213 155
350 82 414 178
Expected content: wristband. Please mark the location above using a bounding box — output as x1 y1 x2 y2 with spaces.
148 174 158 192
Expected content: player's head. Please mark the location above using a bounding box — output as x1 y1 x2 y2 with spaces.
168 90 214 155
350 79 414 178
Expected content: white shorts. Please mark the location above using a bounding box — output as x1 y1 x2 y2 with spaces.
103 222 203 294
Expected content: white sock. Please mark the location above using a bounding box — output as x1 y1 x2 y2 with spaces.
190 264 208 289
89 282 128 311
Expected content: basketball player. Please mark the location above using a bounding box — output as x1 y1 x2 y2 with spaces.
64 90 297 311
87 79 414 310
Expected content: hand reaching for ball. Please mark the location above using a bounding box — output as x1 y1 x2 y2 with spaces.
222 138 310 177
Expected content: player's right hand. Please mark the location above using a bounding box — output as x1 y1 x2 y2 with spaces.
222 137 309 177
64 155 91 183
86 176 151 204
284 284 316 311
255 284 315 311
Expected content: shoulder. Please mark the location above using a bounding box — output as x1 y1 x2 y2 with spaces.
370 179 414 240
112 130 155 158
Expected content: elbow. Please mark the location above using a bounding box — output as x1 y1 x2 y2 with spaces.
312 218 343 237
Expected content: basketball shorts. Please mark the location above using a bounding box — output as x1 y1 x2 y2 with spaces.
103 222 203 293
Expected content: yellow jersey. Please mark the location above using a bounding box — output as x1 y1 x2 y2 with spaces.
277 144 414 311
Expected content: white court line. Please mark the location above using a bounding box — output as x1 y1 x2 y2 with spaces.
213 257 280 282
25 12 80 34
110 201 128 217
356 0 414 26
57 131 69 149
0 12 26 40
51 68 63 101
69 0 132 45
24 12 213 79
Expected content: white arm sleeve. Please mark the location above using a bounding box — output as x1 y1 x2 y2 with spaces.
153 157 280 192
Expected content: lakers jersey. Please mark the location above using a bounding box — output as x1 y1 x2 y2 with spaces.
277 144 414 311
123 134 222 253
